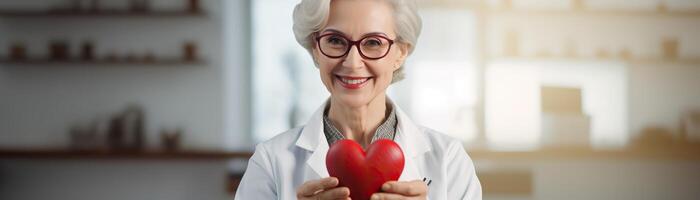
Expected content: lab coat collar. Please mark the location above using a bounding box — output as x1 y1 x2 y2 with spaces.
295 97 431 181
294 98 329 152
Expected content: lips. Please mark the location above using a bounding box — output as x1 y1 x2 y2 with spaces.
336 75 371 89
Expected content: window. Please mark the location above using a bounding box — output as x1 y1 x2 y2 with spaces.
251 0 327 142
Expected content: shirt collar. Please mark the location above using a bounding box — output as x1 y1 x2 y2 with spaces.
322 102 398 148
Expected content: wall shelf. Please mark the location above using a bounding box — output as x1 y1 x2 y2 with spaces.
3 145 699 161
0 58 207 67
0 148 251 160
0 10 206 18
484 9 700 18
468 145 700 161
488 55 700 66
417 2 700 18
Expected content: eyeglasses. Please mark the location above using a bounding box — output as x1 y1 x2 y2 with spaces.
315 33 395 60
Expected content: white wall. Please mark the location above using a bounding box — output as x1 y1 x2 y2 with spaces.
0 0 251 199
485 60 628 149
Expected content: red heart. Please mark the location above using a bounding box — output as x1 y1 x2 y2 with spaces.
326 139 405 200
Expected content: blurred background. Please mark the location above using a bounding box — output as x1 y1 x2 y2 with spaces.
1 0 699 199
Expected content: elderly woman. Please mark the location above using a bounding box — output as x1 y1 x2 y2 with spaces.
235 0 481 199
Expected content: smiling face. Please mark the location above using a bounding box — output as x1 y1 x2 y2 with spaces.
313 0 408 108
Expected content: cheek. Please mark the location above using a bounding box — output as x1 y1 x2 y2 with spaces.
314 49 336 71
318 61 337 88
377 58 399 77
370 64 395 86
319 65 333 82
319 61 336 77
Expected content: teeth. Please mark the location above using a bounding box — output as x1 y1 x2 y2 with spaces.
339 77 369 85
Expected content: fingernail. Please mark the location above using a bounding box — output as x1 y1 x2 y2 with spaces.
382 183 391 191
371 194 379 200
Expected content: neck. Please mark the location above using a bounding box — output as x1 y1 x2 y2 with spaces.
328 94 388 147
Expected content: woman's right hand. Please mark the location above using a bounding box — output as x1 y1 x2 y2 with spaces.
296 177 351 200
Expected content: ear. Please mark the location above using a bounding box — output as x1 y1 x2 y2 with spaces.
394 43 410 70
309 34 322 64
311 48 319 63
311 43 321 64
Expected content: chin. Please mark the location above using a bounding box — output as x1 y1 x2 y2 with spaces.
334 92 371 108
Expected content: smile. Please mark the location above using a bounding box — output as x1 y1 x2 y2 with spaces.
336 75 372 89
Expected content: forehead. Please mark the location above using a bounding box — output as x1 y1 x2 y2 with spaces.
322 0 396 39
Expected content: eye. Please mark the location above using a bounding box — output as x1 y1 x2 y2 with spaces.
362 38 383 47
326 35 347 46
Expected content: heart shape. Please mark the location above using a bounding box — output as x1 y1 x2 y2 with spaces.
326 139 405 200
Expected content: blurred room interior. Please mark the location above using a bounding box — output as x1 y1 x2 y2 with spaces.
1 0 699 199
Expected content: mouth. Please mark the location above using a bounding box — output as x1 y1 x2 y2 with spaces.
335 75 372 90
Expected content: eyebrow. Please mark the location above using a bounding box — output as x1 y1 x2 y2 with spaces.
321 28 389 39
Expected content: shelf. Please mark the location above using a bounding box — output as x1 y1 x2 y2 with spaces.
417 2 700 18
0 10 206 18
489 55 700 65
468 145 700 161
490 55 625 63
0 148 252 160
484 8 700 18
0 58 207 67
4 145 700 161
626 57 700 65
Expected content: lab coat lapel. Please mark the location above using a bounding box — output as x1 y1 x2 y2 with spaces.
295 100 331 180
305 141 329 180
393 103 431 182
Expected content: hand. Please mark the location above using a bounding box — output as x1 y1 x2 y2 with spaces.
370 180 427 200
296 177 351 200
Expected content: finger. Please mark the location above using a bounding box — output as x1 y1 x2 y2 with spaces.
317 187 350 200
371 192 406 200
297 177 339 196
381 180 427 196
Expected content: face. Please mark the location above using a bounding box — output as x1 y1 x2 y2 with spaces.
313 0 409 108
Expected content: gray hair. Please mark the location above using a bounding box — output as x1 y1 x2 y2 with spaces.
292 0 422 83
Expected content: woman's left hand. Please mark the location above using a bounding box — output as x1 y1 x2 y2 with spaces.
370 180 427 200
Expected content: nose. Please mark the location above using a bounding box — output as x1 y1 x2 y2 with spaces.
341 45 364 70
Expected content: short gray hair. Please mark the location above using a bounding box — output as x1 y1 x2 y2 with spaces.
292 0 422 83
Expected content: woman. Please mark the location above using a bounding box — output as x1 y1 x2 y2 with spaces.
235 0 481 199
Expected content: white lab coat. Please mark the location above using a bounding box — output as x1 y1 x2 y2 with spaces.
235 100 482 200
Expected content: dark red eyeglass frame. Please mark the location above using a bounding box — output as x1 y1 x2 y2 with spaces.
315 33 395 60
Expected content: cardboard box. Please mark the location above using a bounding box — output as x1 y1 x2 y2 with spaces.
541 86 583 114
541 113 591 147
